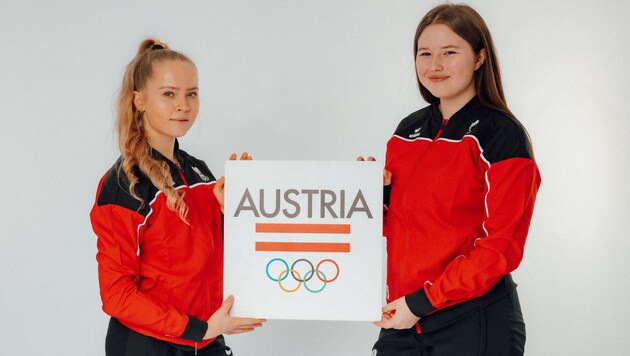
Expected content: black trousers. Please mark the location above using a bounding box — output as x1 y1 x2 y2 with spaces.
105 318 233 356
371 291 526 356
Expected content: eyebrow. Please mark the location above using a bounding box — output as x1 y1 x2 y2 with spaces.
158 86 199 91
418 45 462 51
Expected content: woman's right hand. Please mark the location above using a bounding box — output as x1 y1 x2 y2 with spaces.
204 295 266 340
213 152 253 213
356 156 392 186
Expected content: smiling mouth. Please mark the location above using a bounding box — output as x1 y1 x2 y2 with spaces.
429 76 449 82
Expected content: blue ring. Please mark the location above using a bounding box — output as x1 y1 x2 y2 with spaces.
303 269 327 293
266 258 289 282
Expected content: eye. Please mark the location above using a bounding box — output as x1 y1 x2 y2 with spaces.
444 51 457 55
163 91 174 97
417 51 431 57
187 91 198 98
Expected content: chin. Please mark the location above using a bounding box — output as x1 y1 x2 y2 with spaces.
421 85 444 98
426 90 447 100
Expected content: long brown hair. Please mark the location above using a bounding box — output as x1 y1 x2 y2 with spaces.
117 39 195 221
414 4 533 153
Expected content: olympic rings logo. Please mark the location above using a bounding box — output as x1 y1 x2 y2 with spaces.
265 258 340 293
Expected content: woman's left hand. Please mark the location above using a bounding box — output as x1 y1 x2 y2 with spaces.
356 156 392 186
372 296 420 329
203 295 265 339
213 152 253 212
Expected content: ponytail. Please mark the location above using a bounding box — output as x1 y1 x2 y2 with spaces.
116 39 194 222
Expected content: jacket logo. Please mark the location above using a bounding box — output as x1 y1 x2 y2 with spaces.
466 120 479 135
192 167 210 182
408 126 422 138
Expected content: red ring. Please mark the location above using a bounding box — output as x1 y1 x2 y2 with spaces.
316 259 340 282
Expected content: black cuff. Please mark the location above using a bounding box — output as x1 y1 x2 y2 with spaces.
221 212 224 239
405 289 437 317
383 184 392 206
180 315 208 342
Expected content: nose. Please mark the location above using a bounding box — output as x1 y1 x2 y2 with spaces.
176 100 189 112
430 55 443 71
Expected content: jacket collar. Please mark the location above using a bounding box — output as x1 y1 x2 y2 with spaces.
147 139 185 169
431 95 482 122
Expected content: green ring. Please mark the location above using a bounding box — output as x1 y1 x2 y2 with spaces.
303 269 327 293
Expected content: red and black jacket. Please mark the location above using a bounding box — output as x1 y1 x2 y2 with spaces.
384 96 541 332
90 142 223 348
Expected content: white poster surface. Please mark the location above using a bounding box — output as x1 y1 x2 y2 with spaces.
224 161 383 321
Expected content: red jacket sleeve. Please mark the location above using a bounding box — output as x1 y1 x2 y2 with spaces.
407 157 541 314
91 202 190 338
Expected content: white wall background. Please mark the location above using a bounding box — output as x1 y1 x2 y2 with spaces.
1 0 629 354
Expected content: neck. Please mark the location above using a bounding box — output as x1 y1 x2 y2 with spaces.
148 137 177 163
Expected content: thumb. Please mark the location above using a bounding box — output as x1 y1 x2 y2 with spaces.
213 177 225 199
229 153 237 160
216 176 225 188
381 302 396 314
220 295 235 313
383 169 392 186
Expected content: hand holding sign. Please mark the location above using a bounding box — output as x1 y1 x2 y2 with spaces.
203 295 266 339
372 296 420 330
356 156 392 187
214 152 253 212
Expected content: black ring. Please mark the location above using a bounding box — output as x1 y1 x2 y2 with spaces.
291 259 314 282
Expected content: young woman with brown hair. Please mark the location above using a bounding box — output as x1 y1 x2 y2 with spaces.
90 39 263 356
370 4 541 355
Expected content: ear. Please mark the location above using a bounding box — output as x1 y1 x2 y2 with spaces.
474 48 486 71
133 91 144 112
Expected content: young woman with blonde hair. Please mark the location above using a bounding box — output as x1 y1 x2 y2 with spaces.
90 39 263 356
370 4 541 355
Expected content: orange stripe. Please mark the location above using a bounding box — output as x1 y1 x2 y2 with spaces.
256 223 350 234
255 242 350 253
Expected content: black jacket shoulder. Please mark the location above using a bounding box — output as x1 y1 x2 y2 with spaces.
397 97 533 164
177 149 216 186
96 157 156 216
453 102 533 164
394 105 443 140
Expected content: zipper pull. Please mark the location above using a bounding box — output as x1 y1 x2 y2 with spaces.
440 117 448 130
176 163 190 187
434 118 449 140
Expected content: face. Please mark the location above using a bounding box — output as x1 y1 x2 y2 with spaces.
134 60 199 149
416 24 485 107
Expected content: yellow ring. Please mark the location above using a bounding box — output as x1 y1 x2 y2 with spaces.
278 269 302 293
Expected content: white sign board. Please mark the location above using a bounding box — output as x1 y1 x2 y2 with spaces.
224 161 383 321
